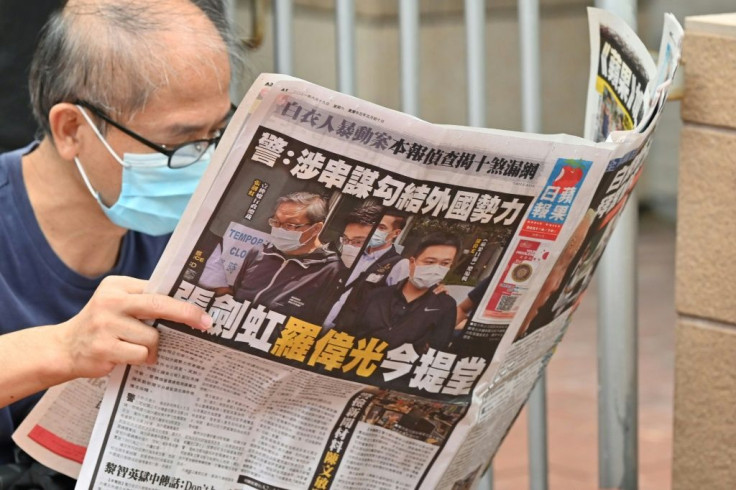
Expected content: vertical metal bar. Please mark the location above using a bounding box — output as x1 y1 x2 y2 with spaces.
399 0 420 116
465 0 485 128
594 1 638 489
527 375 548 490
273 0 293 75
519 0 541 134
519 1 547 490
597 195 638 490
465 3 490 487
335 0 356 95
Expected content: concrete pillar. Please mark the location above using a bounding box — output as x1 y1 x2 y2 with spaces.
673 12 736 490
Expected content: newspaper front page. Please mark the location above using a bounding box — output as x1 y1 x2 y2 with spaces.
13 9 682 490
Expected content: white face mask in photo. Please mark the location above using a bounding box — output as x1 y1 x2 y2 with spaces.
269 225 312 252
340 243 361 267
410 264 450 289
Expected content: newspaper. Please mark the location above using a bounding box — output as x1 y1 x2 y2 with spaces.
12 9 682 489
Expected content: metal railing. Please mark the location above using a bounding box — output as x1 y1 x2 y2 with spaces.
261 0 640 488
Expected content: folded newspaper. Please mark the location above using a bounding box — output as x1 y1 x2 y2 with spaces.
13 8 683 489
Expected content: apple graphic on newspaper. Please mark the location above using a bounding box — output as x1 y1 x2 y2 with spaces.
552 161 585 189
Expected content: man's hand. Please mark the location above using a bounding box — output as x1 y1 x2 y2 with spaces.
54 276 213 381
1 276 213 408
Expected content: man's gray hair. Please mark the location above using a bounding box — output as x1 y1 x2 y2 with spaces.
276 192 328 224
29 0 245 136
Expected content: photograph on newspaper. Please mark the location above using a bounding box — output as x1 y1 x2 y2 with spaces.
170 121 540 395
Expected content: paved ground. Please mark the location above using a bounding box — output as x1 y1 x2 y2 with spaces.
491 211 676 489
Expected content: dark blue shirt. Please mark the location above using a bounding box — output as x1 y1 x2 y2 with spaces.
0 144 170 464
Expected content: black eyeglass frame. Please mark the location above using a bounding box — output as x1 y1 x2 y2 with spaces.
267 218 315 232
75 100 237 169
338 234 367 247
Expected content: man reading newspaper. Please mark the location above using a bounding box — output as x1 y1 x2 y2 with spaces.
0 0 238 484
6 5 683 490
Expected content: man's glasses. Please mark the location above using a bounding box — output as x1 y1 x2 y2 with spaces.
268 218 313 232
339 235 366 247
76 101 236 169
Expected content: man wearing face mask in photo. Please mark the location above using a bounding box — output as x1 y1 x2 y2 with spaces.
231 192 343 325
349 233 460 354
326 208 407 330
322 204 383 329
0 0 238 481
334 205 383 271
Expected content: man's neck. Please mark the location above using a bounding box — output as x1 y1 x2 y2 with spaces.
366 242 391 255
22 139 127 277
401 280 429 303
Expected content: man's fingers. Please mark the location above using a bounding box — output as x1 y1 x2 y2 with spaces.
107 341 151 367
125 294 213 331
112 318 159 364
114 317 160 351
146 339 159 364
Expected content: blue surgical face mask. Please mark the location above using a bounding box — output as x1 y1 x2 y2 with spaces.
75 107 210 236
368 229 389 249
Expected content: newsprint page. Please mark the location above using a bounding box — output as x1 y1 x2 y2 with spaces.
13 9 682 490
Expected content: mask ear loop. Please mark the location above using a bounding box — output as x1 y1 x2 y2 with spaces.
73 156 101 201
300 222 321 246
76 105 127 167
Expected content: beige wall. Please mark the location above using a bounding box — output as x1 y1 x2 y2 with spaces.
673 13 736 490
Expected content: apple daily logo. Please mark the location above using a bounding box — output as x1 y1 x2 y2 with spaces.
519 158 593 241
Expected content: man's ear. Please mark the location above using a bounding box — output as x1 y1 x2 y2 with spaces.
48 103 85 160
310 222 325 241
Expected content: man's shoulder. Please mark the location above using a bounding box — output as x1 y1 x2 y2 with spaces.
236 244 275 276
0 146 35 236
0 147 22 188
245 243 270 258
366 282 400 302
425 288 458 310
373 247 403 268
0 143 39 189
